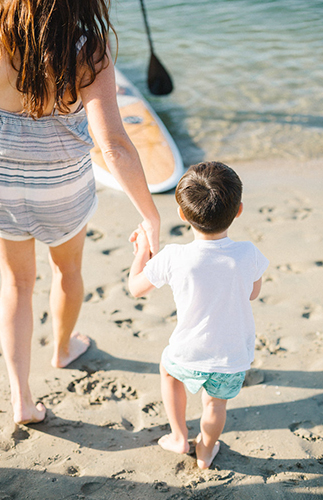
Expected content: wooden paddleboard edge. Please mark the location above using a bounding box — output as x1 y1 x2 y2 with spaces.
92 68 185 193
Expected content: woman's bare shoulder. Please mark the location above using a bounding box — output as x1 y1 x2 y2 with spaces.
0 49 26 112
0 48 83 115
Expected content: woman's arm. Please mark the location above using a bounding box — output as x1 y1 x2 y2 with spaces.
80 49 160 254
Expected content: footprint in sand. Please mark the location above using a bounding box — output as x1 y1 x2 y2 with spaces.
38 391 65 406
84 286 106 303
81 482 106 495
102 247 119 256
285 198 312 221
66 465 80 477
302 303 323 320
114 318 132 329
86 228 104 241
112 311 142 337
255 334 285 354
122 285 131 298
259 206 276 222
259 295 281 305
0 435 13 453
276 263 306 274
277 261 322 274
166 310 177 323
142 402 161 417
259 206 275 215
153 481 170 493
290 207 312 220
111 470 135 479
289 421 323 442
67 372 138 404
170 224 190 236
173 458 223 485
276 263 298 274
114 317 141 337
40 311 48 324
259 199 312 223
246 227 264 243
132 330 144 338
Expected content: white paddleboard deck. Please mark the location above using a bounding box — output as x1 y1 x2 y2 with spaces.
90 67 184 193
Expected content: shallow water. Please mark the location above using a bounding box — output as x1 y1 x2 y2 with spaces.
111 0 323 165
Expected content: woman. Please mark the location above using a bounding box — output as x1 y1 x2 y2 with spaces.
0 0 160 425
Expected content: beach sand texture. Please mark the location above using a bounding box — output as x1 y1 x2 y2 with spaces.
0 159 323 499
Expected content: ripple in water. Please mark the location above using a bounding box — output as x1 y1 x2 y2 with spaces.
111 0 323 164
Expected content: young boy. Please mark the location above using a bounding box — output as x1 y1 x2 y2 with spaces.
128 161 269 469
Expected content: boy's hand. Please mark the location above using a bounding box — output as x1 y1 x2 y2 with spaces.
129 216 160 257
131 224 151 257
128 224 156 298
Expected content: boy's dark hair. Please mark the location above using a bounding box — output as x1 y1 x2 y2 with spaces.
175 161 242 234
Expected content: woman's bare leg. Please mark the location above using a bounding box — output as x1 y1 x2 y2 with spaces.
49 226 90 368
158 363 190 454
0 238 46 424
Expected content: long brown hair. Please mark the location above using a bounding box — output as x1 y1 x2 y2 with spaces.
0 0 116 118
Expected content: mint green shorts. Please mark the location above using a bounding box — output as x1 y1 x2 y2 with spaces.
161 354 245 400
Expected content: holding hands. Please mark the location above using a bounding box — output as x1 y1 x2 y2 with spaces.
128 223 156 298
130 223 151 257
129 214 160 257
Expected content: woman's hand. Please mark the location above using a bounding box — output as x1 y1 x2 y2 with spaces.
130 224 150 256
129 215 160 257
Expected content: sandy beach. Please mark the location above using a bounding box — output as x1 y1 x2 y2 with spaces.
0 158 323 499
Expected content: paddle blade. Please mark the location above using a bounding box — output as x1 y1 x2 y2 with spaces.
148 53 173 95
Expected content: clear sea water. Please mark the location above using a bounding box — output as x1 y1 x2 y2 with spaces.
110 0 323 166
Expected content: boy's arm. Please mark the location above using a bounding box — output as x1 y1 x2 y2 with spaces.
250 277 262 300
128 227 156 298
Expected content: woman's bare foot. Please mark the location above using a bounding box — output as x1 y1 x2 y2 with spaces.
195 433 220 469
14 402 46 425
158 433 190 454
51 332 91 368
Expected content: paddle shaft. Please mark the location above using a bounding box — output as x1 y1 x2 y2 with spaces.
138 0 173 95
139 0 154 54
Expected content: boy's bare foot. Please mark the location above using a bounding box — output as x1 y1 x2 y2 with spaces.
158 433 190 454
51 332 91 368
14 402 46 425
195 433 220 469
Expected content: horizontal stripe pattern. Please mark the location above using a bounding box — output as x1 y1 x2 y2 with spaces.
0 153 97 245
0 108 94 162
0 109 97 245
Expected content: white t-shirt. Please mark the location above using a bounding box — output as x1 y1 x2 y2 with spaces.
144 237 269 373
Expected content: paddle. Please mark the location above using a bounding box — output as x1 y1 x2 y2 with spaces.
139 0 173 95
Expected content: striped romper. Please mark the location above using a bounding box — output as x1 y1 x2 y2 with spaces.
0 106 98 246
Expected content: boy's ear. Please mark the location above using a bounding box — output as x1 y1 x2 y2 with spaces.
236 202 243 218
177 206 187 222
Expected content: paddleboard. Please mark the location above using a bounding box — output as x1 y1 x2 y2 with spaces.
90 67 184 193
